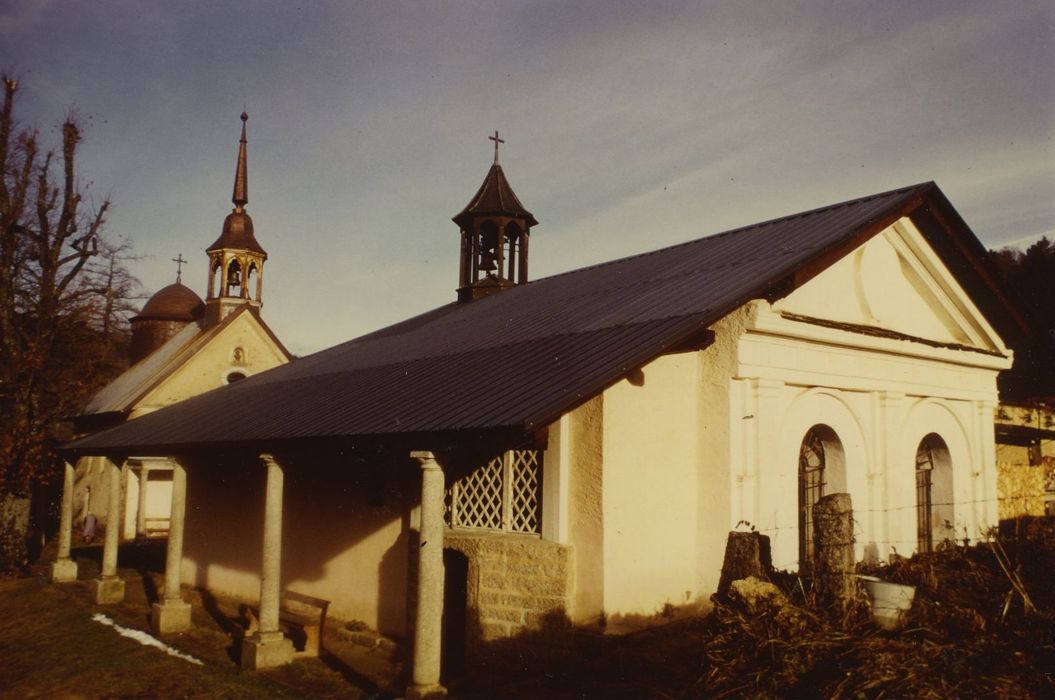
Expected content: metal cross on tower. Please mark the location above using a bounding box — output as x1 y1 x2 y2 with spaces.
489 130 505 164
172 253 187 283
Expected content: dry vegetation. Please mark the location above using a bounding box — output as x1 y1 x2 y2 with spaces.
462 517 1055 699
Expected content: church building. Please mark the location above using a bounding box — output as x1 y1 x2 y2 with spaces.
57 132 1027 698
68 113 291 544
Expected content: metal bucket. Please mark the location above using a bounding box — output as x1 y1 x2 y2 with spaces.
857 575 916 629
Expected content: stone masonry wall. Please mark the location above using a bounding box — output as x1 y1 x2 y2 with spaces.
997 459 1047 520
444 532 573 642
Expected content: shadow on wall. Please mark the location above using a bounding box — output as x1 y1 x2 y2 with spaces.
180 448 421 634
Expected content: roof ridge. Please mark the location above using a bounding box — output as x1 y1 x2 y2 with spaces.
533 182 933 284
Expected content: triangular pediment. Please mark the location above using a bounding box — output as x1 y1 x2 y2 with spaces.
772 217 1008 355
135 309 289 415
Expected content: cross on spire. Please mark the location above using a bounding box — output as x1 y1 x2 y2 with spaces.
172 253 187 283
489 130 505 164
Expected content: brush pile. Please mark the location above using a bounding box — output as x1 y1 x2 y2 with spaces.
695 516 1055 698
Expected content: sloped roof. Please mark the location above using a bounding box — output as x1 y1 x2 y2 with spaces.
79 306 291 417
64 182 1024 456
453 163 538 228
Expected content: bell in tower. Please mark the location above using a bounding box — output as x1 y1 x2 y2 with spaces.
452 131 538 302
204 112 269 327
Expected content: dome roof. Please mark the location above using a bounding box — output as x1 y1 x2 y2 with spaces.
134 282 204 322
207 210 267 256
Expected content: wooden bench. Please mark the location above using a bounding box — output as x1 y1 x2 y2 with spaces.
245 591 330 657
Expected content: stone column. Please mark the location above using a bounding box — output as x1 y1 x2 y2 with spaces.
241 453 294 670
151 459 192 634
407 451 447 700
136 463 151 537
812 493 857 610
50 460 78 582
92 459 126 604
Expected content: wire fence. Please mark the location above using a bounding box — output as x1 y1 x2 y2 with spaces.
748 490 1051 550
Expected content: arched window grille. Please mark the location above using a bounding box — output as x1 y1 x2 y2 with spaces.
798 426 827 570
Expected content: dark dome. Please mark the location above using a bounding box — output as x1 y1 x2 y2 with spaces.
207 210 267 256
134 282 204 322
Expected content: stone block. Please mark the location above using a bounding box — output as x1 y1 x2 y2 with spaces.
241 632 295 670
50 558 78 583
480 621 513 640
483 607 525 624
406 683 448 699
91 576 126 605
151 600 192 635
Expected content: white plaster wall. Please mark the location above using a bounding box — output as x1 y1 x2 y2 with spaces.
600 352 701 617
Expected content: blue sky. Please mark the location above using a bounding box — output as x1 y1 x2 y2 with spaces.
3 1 1053 354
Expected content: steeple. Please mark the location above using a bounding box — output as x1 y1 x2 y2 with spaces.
205 112 268 328
453 131 537 302
232 112 248 209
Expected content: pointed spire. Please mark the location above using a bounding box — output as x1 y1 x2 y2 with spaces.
232 112 249 211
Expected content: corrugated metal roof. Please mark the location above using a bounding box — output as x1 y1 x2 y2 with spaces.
65 181 1005 456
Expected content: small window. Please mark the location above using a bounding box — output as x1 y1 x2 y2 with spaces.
226 371 247 384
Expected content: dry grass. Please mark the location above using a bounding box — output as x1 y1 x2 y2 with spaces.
459 517 1055 699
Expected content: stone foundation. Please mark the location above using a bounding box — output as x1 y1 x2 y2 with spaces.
443 532 572 641
91 576 126 604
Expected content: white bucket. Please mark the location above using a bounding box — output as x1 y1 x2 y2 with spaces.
857 575 916 630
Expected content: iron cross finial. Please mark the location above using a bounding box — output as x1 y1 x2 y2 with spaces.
489 130 505 164
172 253 187 283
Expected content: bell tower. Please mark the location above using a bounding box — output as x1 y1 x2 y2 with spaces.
453 131 537 302
204 112 268 328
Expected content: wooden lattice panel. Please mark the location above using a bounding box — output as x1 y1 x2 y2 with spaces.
445 449 542 534
452 455 504 530
509 450 540 533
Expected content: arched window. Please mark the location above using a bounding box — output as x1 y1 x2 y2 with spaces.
504 222 521 280
798 424 845 571
246 263 258 300
210 260 222 298
915 433 952 553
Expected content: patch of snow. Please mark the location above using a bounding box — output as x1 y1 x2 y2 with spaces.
91 613 203 665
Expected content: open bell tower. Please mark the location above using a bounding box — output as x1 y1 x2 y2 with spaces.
453 131 538 302
204 112 268 328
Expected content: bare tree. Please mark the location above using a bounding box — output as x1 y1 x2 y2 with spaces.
0 74 139 567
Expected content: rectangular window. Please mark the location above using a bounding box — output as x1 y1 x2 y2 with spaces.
445 449 541 534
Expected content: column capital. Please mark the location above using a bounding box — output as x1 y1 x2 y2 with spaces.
410 451 442 470
259 452 283 468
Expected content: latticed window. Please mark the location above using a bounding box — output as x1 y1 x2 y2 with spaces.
445 449 542 534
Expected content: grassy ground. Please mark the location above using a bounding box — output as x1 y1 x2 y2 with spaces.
0 544 399 699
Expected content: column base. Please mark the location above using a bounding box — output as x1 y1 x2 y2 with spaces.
241 632 295 670
151 599 192 635
50 558 78 583
91 576 126 604
406 683 448 700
